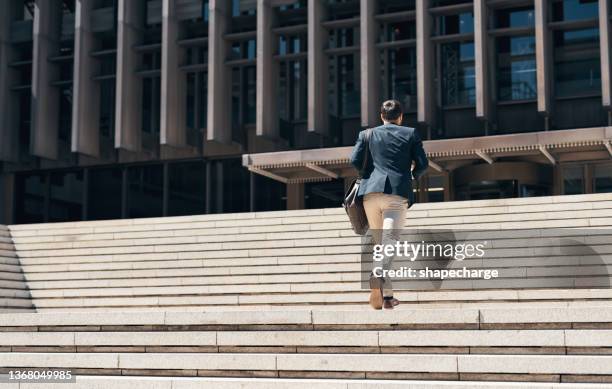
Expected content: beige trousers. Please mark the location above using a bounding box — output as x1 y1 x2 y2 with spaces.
363 192 408 297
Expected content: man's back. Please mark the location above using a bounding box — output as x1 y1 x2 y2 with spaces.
350 123 428 205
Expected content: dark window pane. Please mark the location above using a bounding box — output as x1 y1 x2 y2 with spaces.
594 164 612 193
126 165 164 218
385 21 415 42
305 180 345 209
438 12 473 35
387 47 417 111
168 161 206 216
497 36 537 101
88 168 122 220
552 0 598 22
495 7 534 29
441 42 476 105
49 171 83 222
427 175 445 203
563 166 584 195
15 174 46 224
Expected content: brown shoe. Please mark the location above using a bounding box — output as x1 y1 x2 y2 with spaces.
369 276 383 310
383 297 400 310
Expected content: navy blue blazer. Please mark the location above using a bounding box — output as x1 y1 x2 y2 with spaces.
350 124 428 206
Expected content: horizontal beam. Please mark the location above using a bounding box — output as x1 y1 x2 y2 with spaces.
248 167 289 184
305 163 339 179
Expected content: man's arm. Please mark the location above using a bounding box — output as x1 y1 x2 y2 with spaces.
411 130 428 180
350 131 366 171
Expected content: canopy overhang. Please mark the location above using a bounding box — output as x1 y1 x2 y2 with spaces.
242 127 612 184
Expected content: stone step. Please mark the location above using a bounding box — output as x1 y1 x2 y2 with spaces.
17 291 612 310
11 376 612 389
7 193 612 233
1 306 612 329
0 329 610 349
8 203 612 239
1 352 612 381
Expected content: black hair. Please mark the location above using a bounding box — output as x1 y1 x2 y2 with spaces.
380 99 403 121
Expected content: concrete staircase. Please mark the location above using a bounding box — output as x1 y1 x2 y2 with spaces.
0 225 33 312
1 193 612 387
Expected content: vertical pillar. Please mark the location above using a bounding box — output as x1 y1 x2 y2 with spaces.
31 0 62 159
115 0 143 151
287 183 304 210
360 0 379 128
308 0 328 135
207 0 232 143
161 0 186 147
416 0 434 126
72 0 100 157
256 0 279 138
0 1 21 162
600 0 611 109
474 0 490 121
534 0 552 115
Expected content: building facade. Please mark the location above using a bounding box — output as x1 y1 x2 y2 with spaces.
0 0 611 224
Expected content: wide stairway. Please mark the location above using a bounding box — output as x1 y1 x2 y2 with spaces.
1 193 612 388
0 224 33 312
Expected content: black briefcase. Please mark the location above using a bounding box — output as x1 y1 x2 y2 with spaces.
342 129 372 235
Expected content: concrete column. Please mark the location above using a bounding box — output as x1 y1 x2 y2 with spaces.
161 0 187 147
31 0 62 160
360 0 379 129
308 0 328 135
416 0 434 126
600 0 611 109
0 1 20 162
207 0 232 144
287 182 304 210
474 0 490 121
256 0 279 138
72 0 100 157
115 0 143 151
534 0 552 115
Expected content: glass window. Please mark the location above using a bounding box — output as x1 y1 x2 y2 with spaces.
329 28 358 48
593 164 612 193
441 42 475 105
230 39 256 60
142 76 161 134
427 175 445 203
49 171 83 222
168 161 206 216
15 174 46 224
563 165 584 195
495 7 535 29
338 54 360 116
554 28 601 97
126 165 163 218
305 180 345 209
387 47 417 111
100 79 115 139
379 0 415 13
385 21 416 42
232 0 256 16
497 36 537 101
552 0 598 22
58 87 73 142
88 168 122 220
438 12 474 35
